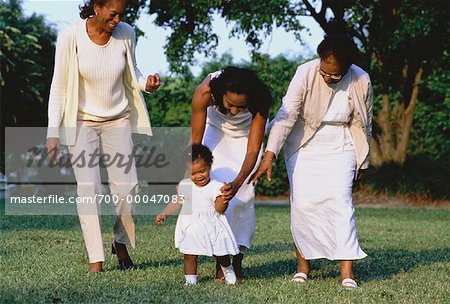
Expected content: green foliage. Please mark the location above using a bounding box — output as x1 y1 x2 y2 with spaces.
359 154 450 201
409 67 450 160
255 154 289 197
1 0 58 174
145 0 306 73
121 0 147 38
142 0 450 168
0 0 57 127
145 75 197 127
349 0 449 97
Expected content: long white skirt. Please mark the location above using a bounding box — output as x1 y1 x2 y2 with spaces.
286 125 367 260
203 124 261 249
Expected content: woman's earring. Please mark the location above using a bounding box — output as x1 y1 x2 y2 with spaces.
95 11 98 16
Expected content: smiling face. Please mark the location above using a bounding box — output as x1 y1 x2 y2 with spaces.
188 158 211 187
222 91 248 116
319 54 347 84
94 0 126 33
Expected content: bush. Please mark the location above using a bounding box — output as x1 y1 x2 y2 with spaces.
358 154 450 200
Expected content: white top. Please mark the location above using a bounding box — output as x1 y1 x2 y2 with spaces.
178 178 222 214
76 19 129 121
322 72 353 123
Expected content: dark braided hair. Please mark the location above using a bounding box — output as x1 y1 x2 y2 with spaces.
209 66 274 119
79 0 109 19
185 144 214 166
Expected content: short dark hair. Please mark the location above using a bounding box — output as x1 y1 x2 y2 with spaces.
79 0 111 19
185 144 213 166
317 34 359 70
209 66 273 119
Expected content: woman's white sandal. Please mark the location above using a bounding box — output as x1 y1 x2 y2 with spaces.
291 272 308 283
342 278 358 290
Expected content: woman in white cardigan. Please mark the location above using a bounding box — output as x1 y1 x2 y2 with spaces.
252 34 373 289
45 0 160 272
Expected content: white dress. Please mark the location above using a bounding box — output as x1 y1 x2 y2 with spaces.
287 74 367 260
174 178 239 256
202 71 263 249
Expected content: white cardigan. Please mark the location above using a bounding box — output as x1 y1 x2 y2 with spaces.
266 59 373 169
47 21 152 145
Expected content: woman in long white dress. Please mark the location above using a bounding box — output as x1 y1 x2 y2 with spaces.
190 66 273 280
252 34 373 289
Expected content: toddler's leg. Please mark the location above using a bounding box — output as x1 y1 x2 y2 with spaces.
216 255 236 285
216 248 245 281
215 258 225 280
232 252 244 281
184 254 198 285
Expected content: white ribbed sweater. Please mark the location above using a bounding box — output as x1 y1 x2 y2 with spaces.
77 19 128 121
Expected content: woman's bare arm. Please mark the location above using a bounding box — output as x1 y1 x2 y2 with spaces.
190 76 212 144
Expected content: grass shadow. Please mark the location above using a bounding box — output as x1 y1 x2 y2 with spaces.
243 247 450 281
137 255 216 270
357 247 450 282
245 258 297 279
250 242 294 254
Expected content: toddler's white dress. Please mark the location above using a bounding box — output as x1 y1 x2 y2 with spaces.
175 178 239 256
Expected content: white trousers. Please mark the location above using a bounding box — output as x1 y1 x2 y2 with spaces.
69 116 138 263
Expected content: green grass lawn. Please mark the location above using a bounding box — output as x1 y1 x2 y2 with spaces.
1 201 449 303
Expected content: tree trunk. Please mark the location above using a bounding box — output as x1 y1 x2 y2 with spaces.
370 67 423 167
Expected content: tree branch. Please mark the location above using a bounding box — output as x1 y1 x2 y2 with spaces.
303 0 328 31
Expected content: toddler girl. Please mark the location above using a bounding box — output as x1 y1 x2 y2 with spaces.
156 144 239 285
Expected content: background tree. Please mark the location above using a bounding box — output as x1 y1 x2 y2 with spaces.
1 0 57 126
0 0 57 173
134 0 449 167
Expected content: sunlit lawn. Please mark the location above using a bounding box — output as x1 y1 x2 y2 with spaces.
1 199 449 303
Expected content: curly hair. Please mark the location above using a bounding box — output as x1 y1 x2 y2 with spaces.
79 0 109 19
209 66 273 119
185 144 214 166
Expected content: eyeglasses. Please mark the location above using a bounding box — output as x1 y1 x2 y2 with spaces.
318 69 345 81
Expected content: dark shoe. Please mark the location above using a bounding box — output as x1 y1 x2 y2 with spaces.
89 261 103 273
118 258 135 271
111 242 135 271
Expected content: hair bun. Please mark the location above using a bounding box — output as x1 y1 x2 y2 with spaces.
324 19 349 37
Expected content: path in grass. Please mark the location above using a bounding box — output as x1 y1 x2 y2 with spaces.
1 204 449 303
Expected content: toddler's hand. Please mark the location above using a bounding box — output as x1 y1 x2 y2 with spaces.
155 214 166 225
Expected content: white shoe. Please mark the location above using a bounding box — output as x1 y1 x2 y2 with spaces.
184 281 197 286
342 278 358 290
291 272 308 283
221 265 237 285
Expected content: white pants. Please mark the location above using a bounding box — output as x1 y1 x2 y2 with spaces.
69 116 138 263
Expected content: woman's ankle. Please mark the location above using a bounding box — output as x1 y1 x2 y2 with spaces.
89 261 103 272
